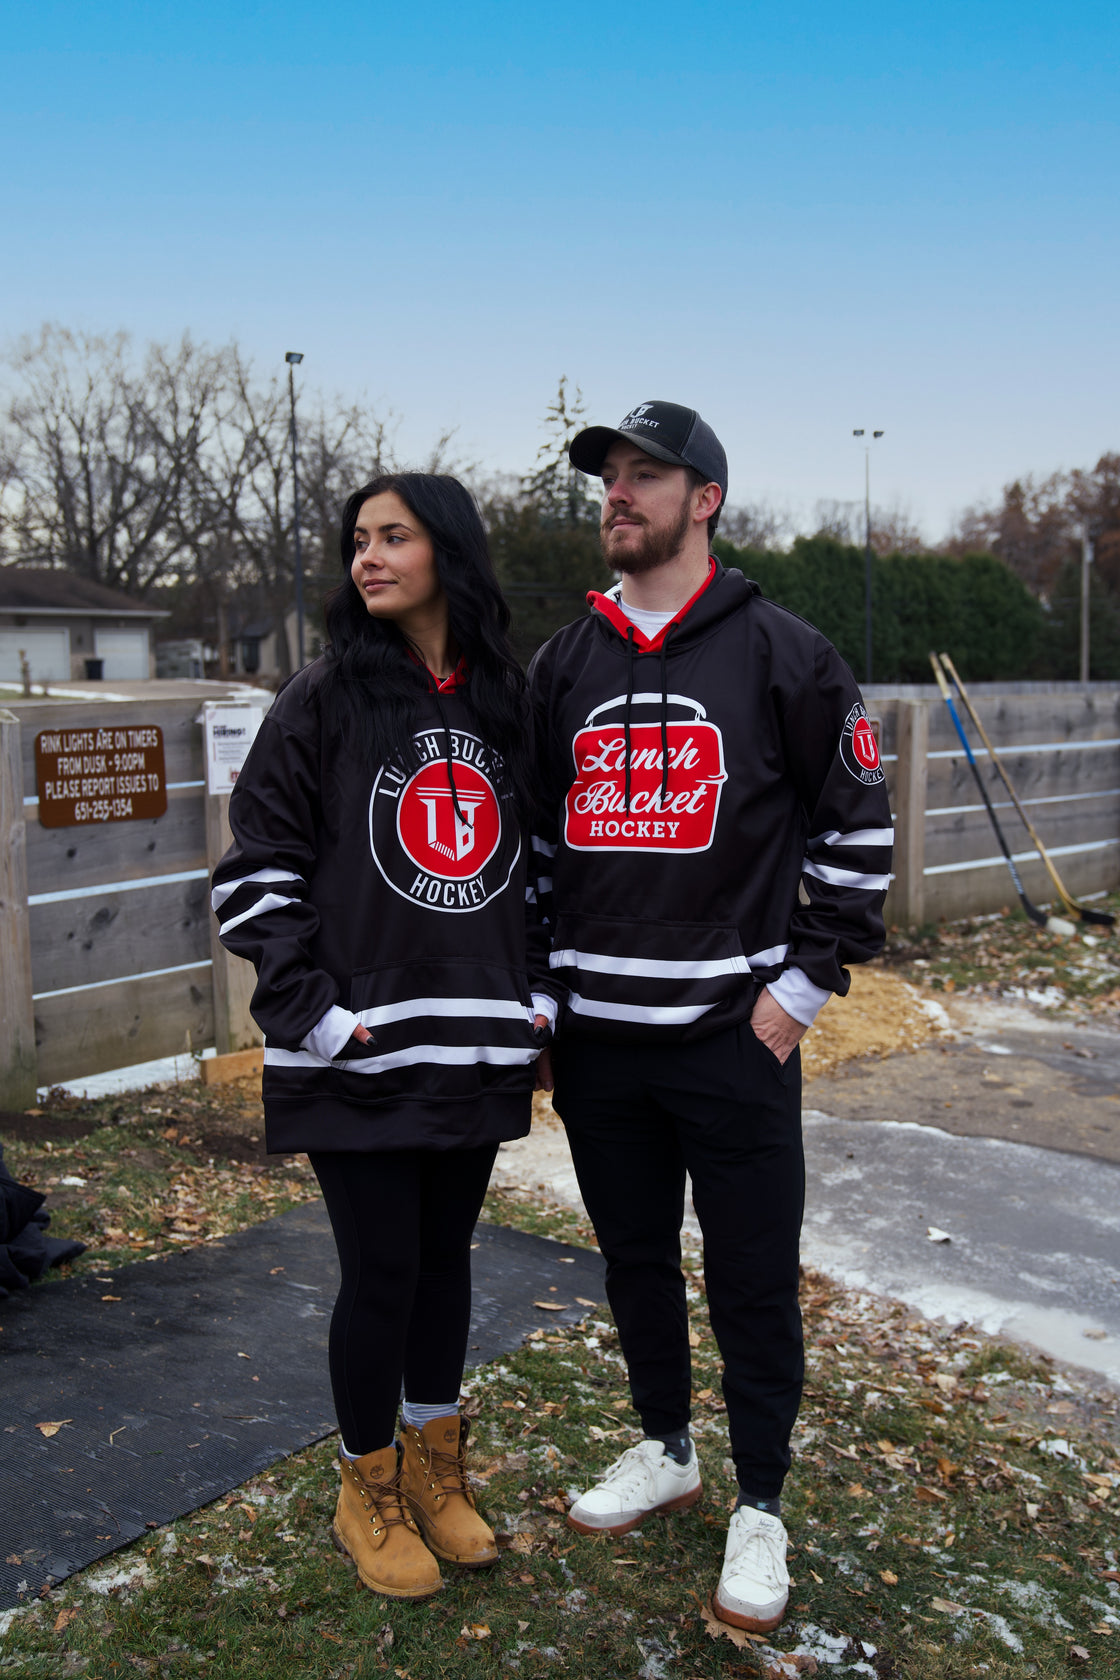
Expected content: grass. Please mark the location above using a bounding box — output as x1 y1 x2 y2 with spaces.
2 1218 1117 1680
3 928 1120 1679
2 1078 319 1275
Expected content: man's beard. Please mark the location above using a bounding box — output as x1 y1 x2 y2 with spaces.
600 492 692 576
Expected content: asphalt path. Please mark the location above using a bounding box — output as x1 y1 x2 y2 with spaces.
497 998 1120 1390
800 999 1120 1390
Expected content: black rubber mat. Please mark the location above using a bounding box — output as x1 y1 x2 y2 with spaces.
0 1204 605 1609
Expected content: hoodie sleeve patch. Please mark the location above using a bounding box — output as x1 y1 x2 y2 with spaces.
839 703 885 785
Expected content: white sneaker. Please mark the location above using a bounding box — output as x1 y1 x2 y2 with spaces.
712 1506 790 1631
567 1438 702 1537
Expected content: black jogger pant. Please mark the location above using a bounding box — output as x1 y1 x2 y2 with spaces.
552 1022 805 1499
308 1144 498 1455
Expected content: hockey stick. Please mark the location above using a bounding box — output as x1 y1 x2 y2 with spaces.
939 653 1114 929
929 653 1075 935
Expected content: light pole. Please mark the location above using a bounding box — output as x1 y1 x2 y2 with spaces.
852 428 884 685
285 351 305 669
1080 527 1095 683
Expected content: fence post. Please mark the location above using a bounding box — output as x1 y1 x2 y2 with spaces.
205 792 263 1055
891 698 929 929
0 710 38 1108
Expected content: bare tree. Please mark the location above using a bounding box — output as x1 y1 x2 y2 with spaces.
1 325 231 592
811 497 925 555
718 501 792 551
947 471 1074 593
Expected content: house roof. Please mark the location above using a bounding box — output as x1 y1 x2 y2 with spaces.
0 568 169 618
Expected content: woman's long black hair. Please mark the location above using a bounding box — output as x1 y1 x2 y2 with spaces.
320 472 533 816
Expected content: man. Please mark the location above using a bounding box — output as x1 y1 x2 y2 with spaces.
527 400 892 1631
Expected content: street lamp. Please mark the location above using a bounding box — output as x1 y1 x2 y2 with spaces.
852 428 884 686
285 351 305 669
1081 527 1096 683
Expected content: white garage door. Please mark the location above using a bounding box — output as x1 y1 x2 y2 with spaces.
94 628 150 680
0 627 71 683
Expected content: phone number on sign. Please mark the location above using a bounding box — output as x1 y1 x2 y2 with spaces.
73 797 134 823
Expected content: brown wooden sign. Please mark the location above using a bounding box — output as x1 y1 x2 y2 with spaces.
35 724 168 828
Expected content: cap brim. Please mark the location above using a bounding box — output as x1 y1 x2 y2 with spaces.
568 425 688 476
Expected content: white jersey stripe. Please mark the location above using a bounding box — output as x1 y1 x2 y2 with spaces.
354 998 534 1028
809 827 895 849
265 1043 537 1073
211 868 304 911
531 835 558 857
802 859 892 890
219 891 303 933
549 948 750 980
745 942 790 967
566 993 715 1025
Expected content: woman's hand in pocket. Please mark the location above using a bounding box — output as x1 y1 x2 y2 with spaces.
749 987 807 1067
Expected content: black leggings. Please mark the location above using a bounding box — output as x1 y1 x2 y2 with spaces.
308 1144 498 1455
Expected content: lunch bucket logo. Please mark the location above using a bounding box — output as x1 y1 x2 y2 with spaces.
839 702 884 785
564 695 727 853
370 729 518 910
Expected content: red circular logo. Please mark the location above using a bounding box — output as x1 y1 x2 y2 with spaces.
852 717 880 771
397 761 501 880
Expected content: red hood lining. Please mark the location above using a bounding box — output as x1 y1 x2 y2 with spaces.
587 557 717 652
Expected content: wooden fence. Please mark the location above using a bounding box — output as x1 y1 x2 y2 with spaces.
869 682 1120 928
1 683 1117 1109
0 696 261 1110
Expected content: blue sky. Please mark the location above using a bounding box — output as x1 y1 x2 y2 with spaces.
3 1 1117 540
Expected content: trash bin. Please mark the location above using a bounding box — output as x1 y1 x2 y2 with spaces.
84 658 104 680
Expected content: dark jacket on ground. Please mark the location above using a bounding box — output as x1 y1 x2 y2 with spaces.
527 561 893 1041
212 660 538 1153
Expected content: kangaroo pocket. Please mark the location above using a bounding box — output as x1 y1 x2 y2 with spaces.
549 912 753 1035
322 957 538 1104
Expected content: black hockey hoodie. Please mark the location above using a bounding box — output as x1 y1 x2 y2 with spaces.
211 659 540 1153
527 560 893 1041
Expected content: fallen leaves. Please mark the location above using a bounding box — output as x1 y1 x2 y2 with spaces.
698 1601 764 1648
35 1420 71 1438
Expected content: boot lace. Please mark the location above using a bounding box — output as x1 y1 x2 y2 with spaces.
415 1437 472 1505
349 1459 416 1535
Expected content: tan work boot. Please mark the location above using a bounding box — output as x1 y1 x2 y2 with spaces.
399 1414 499 1567
332 1443 441 1599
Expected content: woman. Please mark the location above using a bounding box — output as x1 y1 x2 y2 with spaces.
212 473 549 1600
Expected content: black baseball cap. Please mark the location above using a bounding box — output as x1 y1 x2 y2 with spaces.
568 400 728 503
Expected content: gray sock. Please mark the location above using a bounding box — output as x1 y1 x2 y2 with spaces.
735 1491 781 1518
401 1399 460 1429
647 1430 691 1466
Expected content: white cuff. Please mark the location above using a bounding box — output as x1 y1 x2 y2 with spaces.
531 992 559 1029
300 1003 361 1060
766 969 832 1029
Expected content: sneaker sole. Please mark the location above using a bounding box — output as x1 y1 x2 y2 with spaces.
710 1587 787 1634
567 1480 703 1537
331 1522 442 1599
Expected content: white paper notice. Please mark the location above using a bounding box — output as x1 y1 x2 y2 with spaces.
203 702 265 794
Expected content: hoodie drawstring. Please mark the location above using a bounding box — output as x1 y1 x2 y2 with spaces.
432 690 468 829
658 628 672 807
624 626 636 813
622 623 673 811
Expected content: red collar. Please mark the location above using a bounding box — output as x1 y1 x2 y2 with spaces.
407 650 468 693
587 557 717 652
